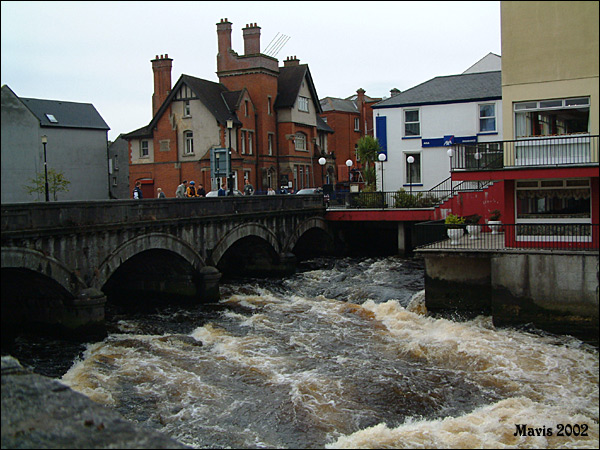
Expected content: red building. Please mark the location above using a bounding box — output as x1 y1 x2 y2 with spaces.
319 89 381 186
124 19 333 197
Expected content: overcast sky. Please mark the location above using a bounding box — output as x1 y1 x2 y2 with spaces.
1 1 501 141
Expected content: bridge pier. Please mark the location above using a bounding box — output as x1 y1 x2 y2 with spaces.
199 266 221 302
63 288 107 337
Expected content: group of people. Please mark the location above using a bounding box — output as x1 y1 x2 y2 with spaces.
175 180 206 198
134 179 258 199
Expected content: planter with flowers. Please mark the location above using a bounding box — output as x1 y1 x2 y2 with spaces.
488 209 502 234
445 213 465 244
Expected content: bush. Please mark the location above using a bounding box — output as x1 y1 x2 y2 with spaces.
445 213 465 228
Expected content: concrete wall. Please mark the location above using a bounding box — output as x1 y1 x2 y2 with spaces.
422 250 599 343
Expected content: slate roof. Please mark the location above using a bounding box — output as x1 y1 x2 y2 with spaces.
373 71 501 109
124 74 240 139
316 115 334 133
275 64 322 114
320 97 358 114
20 97 110 130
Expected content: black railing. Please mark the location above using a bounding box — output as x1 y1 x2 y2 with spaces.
414 222 599 251
452 135 599 171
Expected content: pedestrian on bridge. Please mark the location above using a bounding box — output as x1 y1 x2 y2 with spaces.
133 181 143 199
176 180 188 198
186 181 199 197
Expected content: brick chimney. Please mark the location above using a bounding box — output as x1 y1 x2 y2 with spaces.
151 54 173 117
390 88 401 97
243 23 261 55
284 56 300 67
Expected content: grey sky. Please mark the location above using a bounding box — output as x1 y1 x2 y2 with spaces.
1 1 501 141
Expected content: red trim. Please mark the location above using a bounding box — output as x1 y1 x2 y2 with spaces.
451 166 598 182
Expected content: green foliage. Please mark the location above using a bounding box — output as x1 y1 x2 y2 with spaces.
465 214 482 224
445 213 465 227
489 209 501 221
356 136 381 188
393 189 439 208
23 168 71 201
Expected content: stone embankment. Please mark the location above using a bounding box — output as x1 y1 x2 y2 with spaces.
1 356 188 449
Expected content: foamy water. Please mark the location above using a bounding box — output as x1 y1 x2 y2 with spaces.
61 257 599 449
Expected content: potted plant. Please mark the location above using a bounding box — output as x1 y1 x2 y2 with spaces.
488 209 502 234
465 214 482 240
445 213 465 244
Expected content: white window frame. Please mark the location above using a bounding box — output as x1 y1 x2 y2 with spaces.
298 96 309 113
294 133 307 151
268 133 274 156
184 131 194 155
478 103 496 133
140 140 149 157
248 131 253 155
183 100 191 117
404 152 422 185
404 109 420 137
241 130 246 154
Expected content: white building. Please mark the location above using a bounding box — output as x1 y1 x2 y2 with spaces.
372 56 502 194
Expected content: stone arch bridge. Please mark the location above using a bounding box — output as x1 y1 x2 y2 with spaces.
1 196 331 336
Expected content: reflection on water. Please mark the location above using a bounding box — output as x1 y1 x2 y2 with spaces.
7 256 600 448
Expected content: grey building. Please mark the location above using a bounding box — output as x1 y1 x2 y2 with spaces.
1 85 110 203
107 135 130 199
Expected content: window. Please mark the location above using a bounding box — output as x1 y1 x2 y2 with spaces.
298 96 309 112
45 114 58 123
405 153 421 184
295 133 306 151
404 109 420 136
354 117 360 131
241 130 246 154
245 100 249 117
479 103 496 133
140 140 149 157
268 134 274 156
248 131 253 155
184 100 191 117
112 177 117 187
516 179 591 220
184 131 194 155
267 96 272 115
514 97 590 138
114 154 119 170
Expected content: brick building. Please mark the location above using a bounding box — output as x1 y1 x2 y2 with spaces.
124 19 333 197
319 89 381 186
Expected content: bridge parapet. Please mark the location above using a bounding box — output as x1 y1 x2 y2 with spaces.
1 195 325 234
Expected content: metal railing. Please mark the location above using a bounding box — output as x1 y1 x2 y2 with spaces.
452 135 599 171
414 222 599 251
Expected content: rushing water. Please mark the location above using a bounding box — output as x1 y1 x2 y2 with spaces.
6 256 600 448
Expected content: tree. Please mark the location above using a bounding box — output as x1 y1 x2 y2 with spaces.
356 135 381 188
23 168 71 201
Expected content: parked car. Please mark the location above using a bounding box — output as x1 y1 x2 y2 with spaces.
296 188 323 195
206 190 243 197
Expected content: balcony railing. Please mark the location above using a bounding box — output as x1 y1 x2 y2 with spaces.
414 222 599 251
452 135 599 171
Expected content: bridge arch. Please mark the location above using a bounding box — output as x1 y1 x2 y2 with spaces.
1 246 87 296
93 232 206 290
209 222 281 267
285 216 332 253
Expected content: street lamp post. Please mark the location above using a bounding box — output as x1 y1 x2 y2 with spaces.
318 157 326 187
447 148 454 197
407 155 415 197
378 153 386 209
227 119 234 196
41 135 49 202
345 159 353 184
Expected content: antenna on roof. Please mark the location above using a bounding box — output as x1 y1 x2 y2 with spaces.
264 32 290 57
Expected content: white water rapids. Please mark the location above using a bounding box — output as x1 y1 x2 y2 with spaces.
59 257 598 449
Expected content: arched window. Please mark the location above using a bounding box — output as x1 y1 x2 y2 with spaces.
295 132 306 151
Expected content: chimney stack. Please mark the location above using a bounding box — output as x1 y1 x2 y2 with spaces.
217 18 233 56
243 23 261 55
284 56 300 67
390 88 401 97
151 54 173 117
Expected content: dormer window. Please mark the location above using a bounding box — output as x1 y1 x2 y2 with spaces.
298 96 309 113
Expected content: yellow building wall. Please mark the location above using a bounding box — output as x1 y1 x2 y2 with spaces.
501 1 599 163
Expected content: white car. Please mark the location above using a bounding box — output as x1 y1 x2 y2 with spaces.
206 190 243 197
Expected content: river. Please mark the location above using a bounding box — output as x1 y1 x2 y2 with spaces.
4 256 599 448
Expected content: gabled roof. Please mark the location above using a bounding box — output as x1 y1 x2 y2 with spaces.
275 64 322 114
373 71 501 109
124 74 240 139
19 96 109 130
316 115 334 133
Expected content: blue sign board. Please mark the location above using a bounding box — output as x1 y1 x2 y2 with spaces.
421 135 477 148
375 116 387 155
